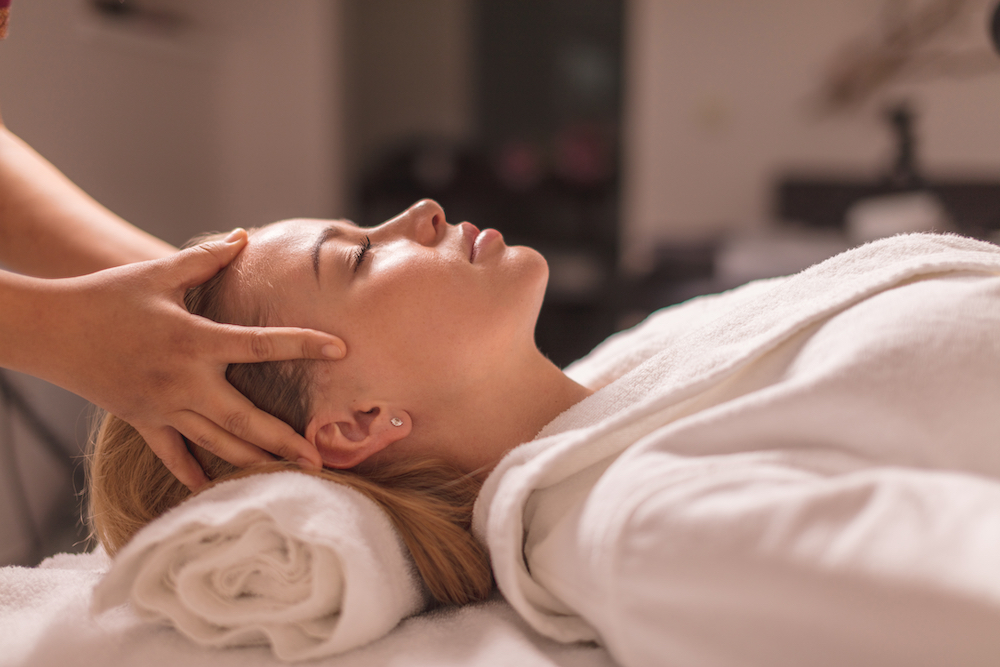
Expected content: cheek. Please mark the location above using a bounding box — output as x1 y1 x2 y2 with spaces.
375 268 476 344
363 279 481 376
345 245 548 366
374 248 474 307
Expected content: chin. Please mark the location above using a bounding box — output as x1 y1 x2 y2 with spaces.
518 246 550 321
513 245 549 299
488 244 549 335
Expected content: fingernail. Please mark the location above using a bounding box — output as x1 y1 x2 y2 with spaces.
322 343 344 359
224 228 246 243
297 457 320 470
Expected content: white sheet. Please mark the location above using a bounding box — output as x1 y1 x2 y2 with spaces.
0 550 615 667
477 234 1000 667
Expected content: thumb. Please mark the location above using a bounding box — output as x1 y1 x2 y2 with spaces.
173 228 249 289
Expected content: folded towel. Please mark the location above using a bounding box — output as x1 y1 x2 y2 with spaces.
92 471 426 662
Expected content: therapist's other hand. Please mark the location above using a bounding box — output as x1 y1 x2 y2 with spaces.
52 230 345 491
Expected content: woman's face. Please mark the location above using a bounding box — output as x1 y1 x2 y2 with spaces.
231 200 549 468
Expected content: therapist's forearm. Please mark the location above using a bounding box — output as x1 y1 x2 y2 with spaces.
0 270 76 383
0 125 176 277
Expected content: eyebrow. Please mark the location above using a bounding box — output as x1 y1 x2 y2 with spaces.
312 225 342 283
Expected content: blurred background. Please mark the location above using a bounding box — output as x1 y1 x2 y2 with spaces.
1 0 999 566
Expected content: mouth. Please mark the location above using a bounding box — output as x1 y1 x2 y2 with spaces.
460 221 504 263
460 222 481 262
472 229 502 262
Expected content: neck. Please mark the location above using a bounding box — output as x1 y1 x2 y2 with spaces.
440 347 594 477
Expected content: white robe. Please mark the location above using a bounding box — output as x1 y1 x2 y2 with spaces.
474 233 1000 667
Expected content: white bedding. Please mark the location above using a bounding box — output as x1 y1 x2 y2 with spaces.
477 234 1000 667
0 550 614 667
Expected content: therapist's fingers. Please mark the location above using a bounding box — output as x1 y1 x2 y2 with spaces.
170 409 283 470
140 425 211 493
209 322 346 362
170 228 250 289
195 378 324 468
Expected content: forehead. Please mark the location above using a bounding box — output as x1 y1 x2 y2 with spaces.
226 218 330 299
247 218 325 257
237 218 326 270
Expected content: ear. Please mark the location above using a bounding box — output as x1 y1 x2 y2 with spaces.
305 404 411 469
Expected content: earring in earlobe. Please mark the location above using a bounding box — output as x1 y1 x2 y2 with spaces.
390 417 403 427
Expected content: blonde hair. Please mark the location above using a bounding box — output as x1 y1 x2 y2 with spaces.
87 233 492 606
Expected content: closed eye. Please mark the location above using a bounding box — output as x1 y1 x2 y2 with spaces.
352 235 372 273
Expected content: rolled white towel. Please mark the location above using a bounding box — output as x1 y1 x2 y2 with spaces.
92 470 427 661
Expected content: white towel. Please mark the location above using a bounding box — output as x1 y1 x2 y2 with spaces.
92 470 426 662
478 233 1000 666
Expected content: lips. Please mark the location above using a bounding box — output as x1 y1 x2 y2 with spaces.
460 222 481 262
472 229 502 262
459 221 503 262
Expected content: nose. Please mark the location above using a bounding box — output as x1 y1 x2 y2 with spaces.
378 199 445 246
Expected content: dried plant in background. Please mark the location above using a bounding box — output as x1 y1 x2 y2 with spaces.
815 0 999 113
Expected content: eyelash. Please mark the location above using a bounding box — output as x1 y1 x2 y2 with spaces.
352 235 372 273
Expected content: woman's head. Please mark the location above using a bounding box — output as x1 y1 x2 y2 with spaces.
218 199 549 473
88 199 552 605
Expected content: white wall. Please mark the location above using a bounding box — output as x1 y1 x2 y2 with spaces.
343 0 474 207
203 0 346 233
0 0 345 246
621 0 1000 270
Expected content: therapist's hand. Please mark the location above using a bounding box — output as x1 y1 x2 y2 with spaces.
38 230 345 491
